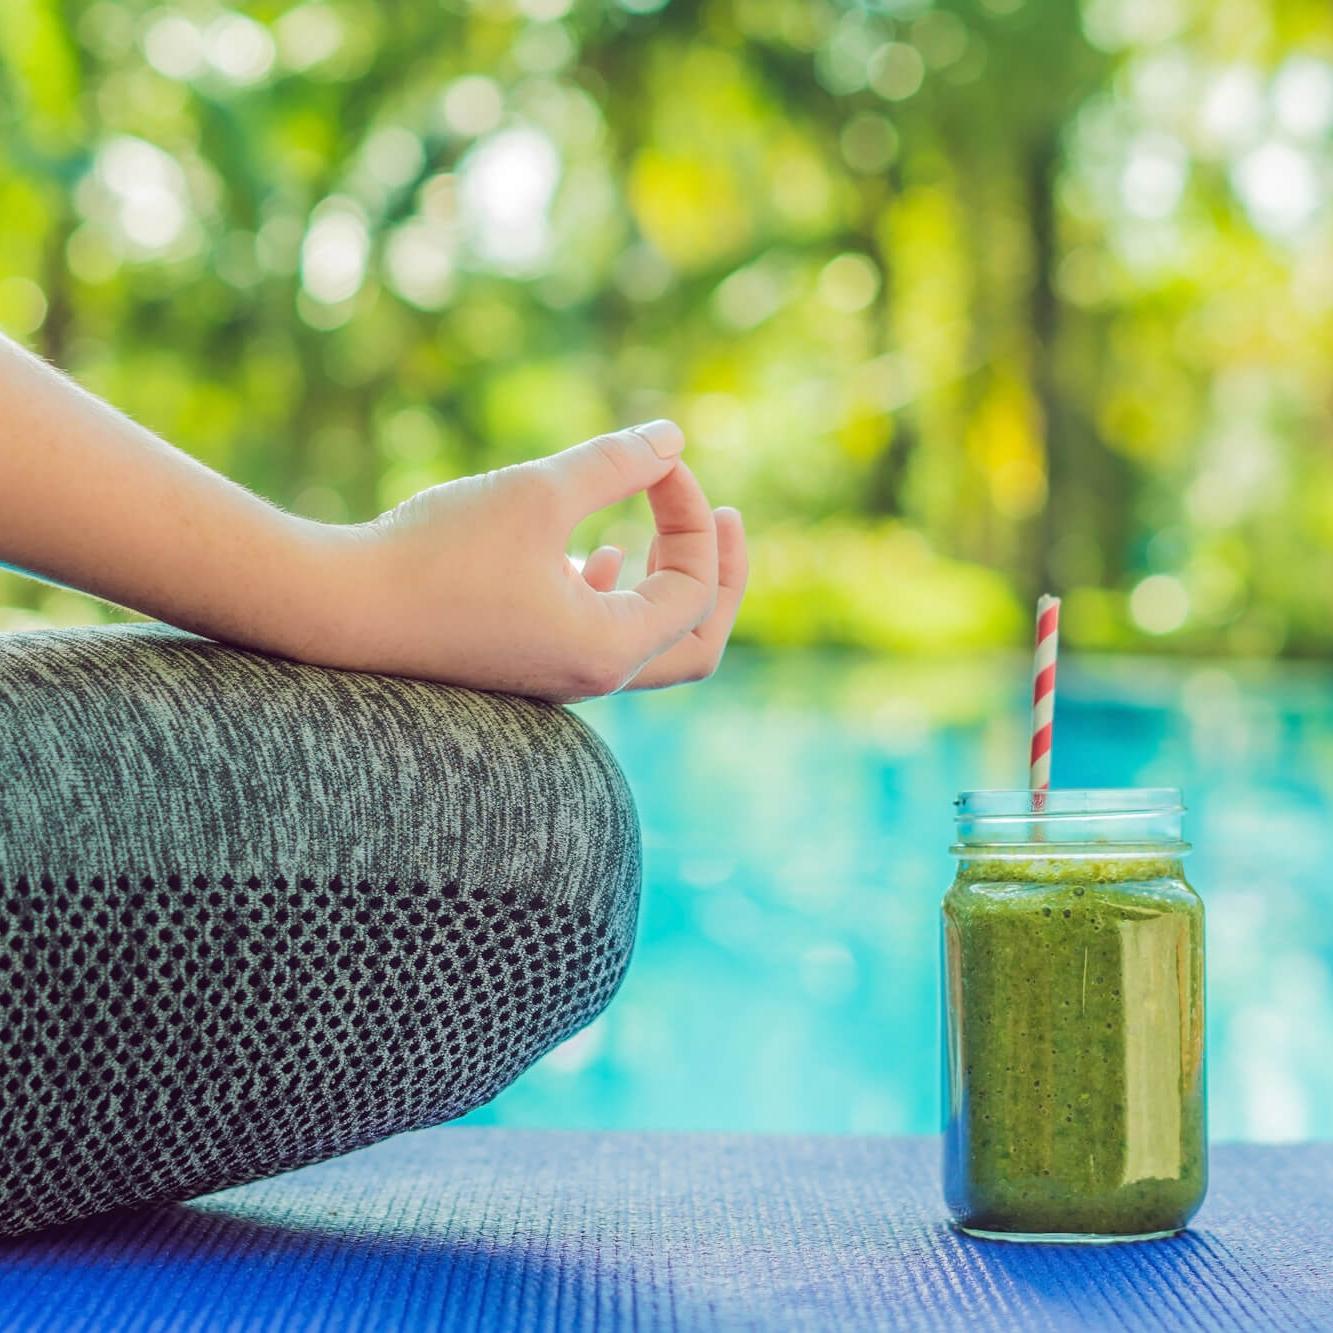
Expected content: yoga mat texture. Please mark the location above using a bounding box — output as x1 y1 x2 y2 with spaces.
1 1130 1328 1331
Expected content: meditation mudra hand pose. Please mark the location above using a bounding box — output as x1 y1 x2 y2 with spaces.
0 331 746 1236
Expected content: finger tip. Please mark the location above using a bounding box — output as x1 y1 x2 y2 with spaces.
631 418 686 460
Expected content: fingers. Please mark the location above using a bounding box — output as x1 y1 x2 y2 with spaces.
624 506 748 690
541 420 685 525
580 545 624 592
602 460 719 660
715 506 748 609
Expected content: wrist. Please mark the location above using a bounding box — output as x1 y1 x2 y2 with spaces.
265 515 382 669
261 514 362 666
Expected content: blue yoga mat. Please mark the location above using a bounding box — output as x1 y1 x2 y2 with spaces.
1 1131 1329 1331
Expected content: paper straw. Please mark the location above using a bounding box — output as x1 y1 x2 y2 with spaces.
1029 594 1061 796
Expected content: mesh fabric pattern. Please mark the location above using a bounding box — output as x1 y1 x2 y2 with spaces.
0 626 640 1237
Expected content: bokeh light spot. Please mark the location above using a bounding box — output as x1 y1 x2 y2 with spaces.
458 127 561 274
275 3 343 71
66 226 120 283
0 277 48 335
441 75 505 137
1232 142 1320 237
1121 132 1187 219
613 244 673 302
1083 0 1184 50
514 21 576 74
840 112 899 175
1130 574 1190 634
381 406 445 464
301 199 370 305
363 126 426 189
869 43 925 102
385 221 456 310
204 13 275 85
1195 66 1265 154
91 136 193 256
1273 56 1333 139
816 14 875 96
713 260 786 329
912 12 968 69
142 13 204 80
816 253 881 313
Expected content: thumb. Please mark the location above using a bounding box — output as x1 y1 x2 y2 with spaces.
543 420 686 522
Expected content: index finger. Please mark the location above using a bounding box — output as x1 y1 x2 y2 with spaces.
599 461 718 659
542 420 685 528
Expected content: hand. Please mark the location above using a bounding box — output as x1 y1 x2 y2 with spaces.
0 337 744 696
310 420 747 701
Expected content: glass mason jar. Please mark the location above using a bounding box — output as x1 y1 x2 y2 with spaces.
942 789 1206 1242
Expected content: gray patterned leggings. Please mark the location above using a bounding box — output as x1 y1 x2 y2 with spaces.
0 625 641 1236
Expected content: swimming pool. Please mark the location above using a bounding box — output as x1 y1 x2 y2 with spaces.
464 649 1333 1143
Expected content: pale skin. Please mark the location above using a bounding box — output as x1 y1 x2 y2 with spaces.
0 333 747 701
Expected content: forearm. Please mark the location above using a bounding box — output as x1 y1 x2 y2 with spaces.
0 334 338 657
0 333 743 696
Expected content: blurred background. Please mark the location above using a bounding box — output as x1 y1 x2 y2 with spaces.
0 0 1330 1142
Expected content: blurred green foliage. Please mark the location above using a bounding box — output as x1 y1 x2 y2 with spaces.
0 0 1329 654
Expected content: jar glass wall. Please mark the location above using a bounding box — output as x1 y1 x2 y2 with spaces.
942 789 1207 1242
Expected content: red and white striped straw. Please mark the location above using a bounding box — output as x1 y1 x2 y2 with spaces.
1029 594 1061 793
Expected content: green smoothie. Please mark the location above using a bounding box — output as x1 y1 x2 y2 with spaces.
942 853 1206 1238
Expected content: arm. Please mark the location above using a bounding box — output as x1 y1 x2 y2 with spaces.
0 333 333 657
0 333 746 700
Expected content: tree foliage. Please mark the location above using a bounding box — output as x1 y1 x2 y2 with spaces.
1 0 1329 655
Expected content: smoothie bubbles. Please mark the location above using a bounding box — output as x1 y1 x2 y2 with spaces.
941 597 1207 1242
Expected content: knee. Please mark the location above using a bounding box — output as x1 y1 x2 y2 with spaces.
394 681 643 1117
0 625 641 1235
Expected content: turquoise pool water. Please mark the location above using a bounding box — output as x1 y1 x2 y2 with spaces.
465 650 1333 1142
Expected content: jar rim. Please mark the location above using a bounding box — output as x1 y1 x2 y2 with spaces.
953 787 1186 849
